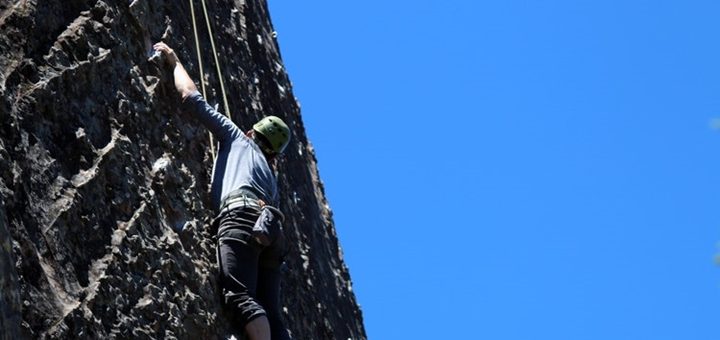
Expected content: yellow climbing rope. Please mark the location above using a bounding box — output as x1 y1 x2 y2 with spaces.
199 0 232 120
189 0 214 158
189 0 232 160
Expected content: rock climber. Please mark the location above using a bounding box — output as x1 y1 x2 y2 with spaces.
153 42 291 340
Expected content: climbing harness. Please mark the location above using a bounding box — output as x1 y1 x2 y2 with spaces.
217 187 285 246
189 0 232 160
219 187 264 213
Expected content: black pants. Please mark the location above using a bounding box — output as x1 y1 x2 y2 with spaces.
216 207 290 340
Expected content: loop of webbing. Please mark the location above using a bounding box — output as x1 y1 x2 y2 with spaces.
261 205 285 223
189 0 232 160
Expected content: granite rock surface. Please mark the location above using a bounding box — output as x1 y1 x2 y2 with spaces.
0 1 365 339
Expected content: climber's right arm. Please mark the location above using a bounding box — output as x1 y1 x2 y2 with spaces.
153 42 242 142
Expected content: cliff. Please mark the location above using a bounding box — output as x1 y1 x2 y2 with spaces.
0 0 365 339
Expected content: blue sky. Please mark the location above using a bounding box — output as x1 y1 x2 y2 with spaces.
268 1 720 339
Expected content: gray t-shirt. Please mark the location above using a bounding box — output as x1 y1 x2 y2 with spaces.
181 91 278 208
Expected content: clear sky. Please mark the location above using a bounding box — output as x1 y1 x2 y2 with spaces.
268 1 720 339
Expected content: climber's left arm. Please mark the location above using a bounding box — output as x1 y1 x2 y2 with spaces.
153 42 242 143
153 42 197 100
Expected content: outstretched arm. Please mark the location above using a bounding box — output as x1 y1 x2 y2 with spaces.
153 42 242 142
153 42 197 100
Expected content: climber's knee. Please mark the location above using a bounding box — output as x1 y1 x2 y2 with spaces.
223 287 268 327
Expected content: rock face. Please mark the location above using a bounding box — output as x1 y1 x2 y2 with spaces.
0 1 365 339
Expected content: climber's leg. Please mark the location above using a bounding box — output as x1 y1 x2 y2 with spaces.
217 208 270 340
244 316 271 340
257 266 289 340
257 233 290 340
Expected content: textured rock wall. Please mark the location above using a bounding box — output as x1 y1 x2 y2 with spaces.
0 0 365 339
1 195 21 338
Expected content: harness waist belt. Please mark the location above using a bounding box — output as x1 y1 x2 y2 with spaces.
219 187 263 212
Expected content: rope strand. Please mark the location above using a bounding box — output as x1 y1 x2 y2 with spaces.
189 0 216 160
200 0 232 120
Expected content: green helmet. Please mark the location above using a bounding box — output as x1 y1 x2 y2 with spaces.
253 116 291 154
